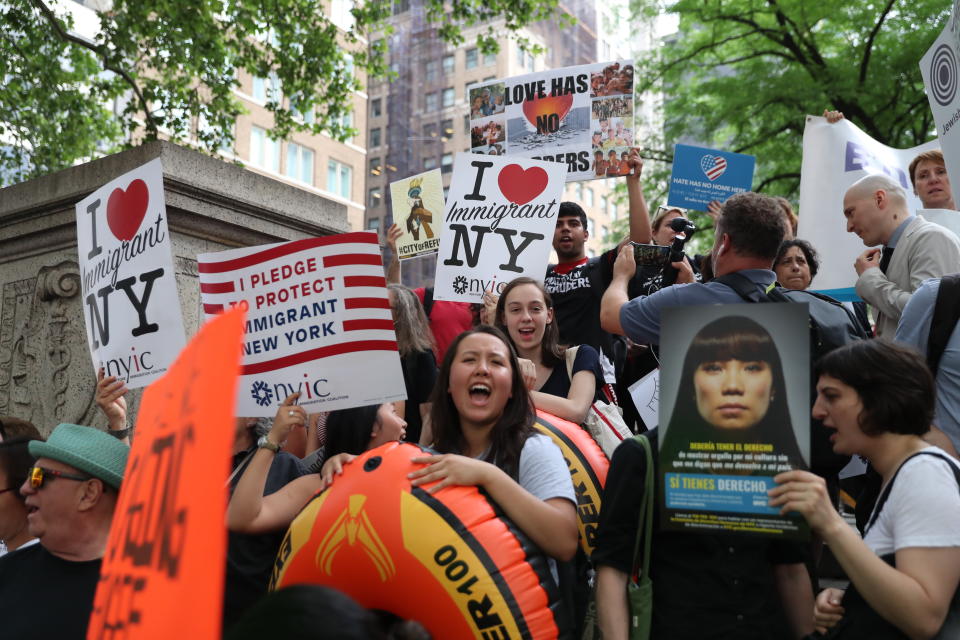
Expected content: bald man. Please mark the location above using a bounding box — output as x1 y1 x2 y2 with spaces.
844 174 960 337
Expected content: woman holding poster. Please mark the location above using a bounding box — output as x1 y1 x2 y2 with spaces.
771 340 960 639
660 315 806 474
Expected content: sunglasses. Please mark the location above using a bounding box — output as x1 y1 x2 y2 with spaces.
0 487 17 495
27 466 91 489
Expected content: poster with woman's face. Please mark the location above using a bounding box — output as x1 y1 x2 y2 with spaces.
658 303 810 540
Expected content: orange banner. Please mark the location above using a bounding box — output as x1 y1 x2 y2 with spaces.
88 306 246 640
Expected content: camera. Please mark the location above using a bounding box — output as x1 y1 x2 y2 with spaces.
661 216 697 287
630 242 670 267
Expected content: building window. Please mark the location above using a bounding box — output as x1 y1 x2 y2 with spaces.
423 122 437 141
610 201 618 220
285 142 315 185
368 217 380 231
601 194 608 214
392 0 409 14
442 54 455 75
369 187 382 208
249 126 280 172
327 160 352 199
423 156 437 170
602 225 610 242
425 92 438 111
575 183 583 201
425 60 439 83
463 114 470 133
330 0 355 29
290 96 315 124
370 127 381 147
442 87 455 108
342 53 355 78
585 188 594 207
465 48 479 69
371 98 382 118
588 217 595 237
369 157 381 175
483 51 497 66
441 118 453 140
252 73 279 103
441 152 453 173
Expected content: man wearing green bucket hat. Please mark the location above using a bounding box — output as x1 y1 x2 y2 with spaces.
0 423 128 639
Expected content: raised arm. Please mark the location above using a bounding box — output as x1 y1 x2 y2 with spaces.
95 368 131 445
625 148 652 245
385 223 402 285
600 245 637 336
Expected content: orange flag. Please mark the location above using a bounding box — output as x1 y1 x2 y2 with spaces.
88 306 245 640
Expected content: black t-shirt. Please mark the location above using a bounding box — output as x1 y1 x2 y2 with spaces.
399 348 438 444
544 250 618 363
0 543 101 639
593 431 807 639
224 449 307 630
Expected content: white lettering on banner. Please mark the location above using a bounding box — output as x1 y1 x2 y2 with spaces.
75 158 186 389
197 232 407 416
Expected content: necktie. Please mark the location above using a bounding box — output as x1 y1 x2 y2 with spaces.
879 246 894 274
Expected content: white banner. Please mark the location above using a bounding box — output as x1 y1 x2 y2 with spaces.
76 158 185 388
920 11 960 201
798 116 937 300
468 60 635 182
197 232 406 416
434 153 566 302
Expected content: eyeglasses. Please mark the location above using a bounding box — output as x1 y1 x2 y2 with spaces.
27 466 91 489
0 487 17 495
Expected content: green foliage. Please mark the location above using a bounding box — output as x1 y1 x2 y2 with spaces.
632 0 950 212
0 0 560 186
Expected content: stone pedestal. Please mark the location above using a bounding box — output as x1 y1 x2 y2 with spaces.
0 141 349 436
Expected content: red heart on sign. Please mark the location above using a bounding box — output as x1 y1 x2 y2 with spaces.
106 179 149 242
521 93 574 130
498 164 549 205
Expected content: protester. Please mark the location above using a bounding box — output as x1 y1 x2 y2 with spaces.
227 400 405 533
494 277 602 424
387 284 438 445
0 423 128 639
770 340 960 638
844 174 960 338
774 239 819 290
0 431 42 556
386 224 474 362
910 150 956 211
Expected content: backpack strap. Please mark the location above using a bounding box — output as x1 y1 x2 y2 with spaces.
865 450 960 535
711 272 776 303
564 345 579 382
630 434 655 585
927 274 960 375
423 286 435 319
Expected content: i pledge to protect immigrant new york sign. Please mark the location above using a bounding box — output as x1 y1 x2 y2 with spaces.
197 232 407 416
75 158 186 389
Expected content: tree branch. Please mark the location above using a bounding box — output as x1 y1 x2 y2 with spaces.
755 171 800 192
29 0 158 138
859 0 896 85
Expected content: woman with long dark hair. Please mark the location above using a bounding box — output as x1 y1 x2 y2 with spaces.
661 315 805 473
387 284 437 446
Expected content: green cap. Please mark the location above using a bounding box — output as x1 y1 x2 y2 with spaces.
29 423 129 489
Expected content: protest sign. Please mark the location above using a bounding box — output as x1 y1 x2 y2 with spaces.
433 153 566 303
667 144 755 210
920 10 960 199
467 60 635 182
88 305 245 640
628 368 659 430
798 115 937 300
76 158 186 388
658 304 809 539
197 232 406 416
390 169 444 259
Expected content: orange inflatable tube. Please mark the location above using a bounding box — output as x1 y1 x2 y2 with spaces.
270 442 567 639
533 410 609 556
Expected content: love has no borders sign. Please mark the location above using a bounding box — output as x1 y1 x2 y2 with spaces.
76 158 186 389
434 154 567 303
668 143 755 210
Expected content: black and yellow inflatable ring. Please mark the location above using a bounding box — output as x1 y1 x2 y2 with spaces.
270 441 567 639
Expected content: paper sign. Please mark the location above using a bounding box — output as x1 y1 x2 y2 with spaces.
75 158 186 388
467 60 635 182
390 169 445 259
88 306 245 640
628 368 660 430
197 232 407 416
920 12 960 201
658 304 810 540
433 154 566 303
798 116 937 301
667 144 755 210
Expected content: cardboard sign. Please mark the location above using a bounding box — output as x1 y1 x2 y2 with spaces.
658 304 810 540
798 115 937 301
390 169 445 259
667 144 755 210
467 60 635 182
433 154 566 303
76 158 186 388
920 11 960 200
197 232 407 416
88 306 245 640
628 368 660 430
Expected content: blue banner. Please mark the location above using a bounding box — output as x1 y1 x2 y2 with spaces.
664 473 779 515
668 144 755 210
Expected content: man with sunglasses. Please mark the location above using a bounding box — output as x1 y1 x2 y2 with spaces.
0 423 128 639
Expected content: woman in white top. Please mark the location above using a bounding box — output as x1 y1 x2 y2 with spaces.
770 340 960 639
